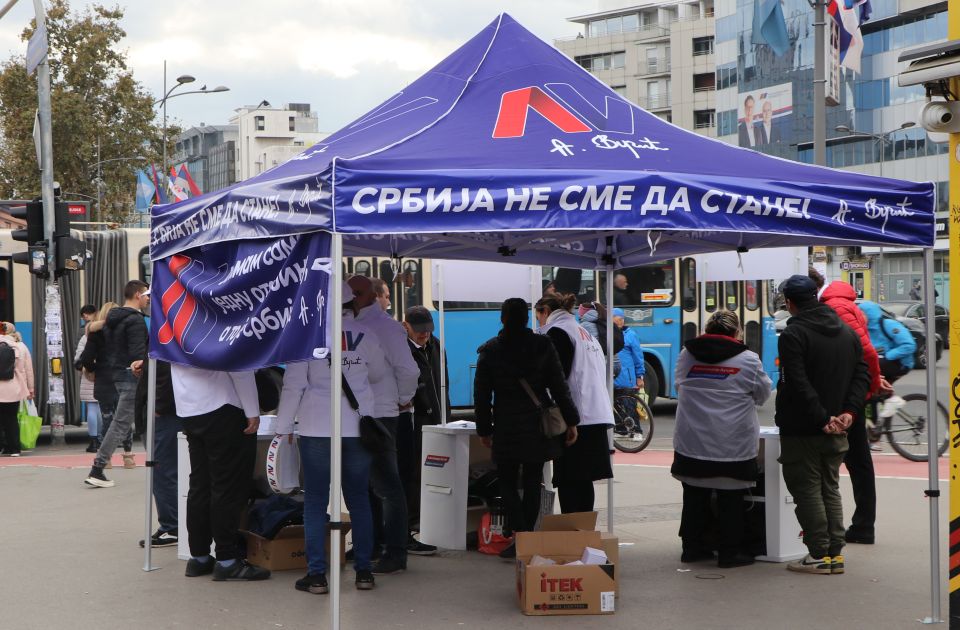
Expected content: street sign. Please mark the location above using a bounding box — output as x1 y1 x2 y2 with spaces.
840 260 871 271
25 23 47 76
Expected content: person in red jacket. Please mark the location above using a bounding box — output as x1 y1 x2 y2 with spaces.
817 277 891 545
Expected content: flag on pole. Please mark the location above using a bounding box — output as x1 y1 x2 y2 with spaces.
178 164 202 196
135 170 155 213
752 0 790 57
827 0 872 72
151 164 168 204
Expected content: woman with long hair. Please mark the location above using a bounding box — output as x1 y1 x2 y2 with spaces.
474 298 579 558
534 292 614 513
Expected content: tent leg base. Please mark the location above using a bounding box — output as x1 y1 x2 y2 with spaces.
917 617 943 625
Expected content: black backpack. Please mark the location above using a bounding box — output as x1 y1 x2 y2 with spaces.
0 342 16 381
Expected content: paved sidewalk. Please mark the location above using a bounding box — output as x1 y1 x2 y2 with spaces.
1 448 948 629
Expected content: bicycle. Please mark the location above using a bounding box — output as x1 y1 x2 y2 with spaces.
866 392 949 462
612 388 654 453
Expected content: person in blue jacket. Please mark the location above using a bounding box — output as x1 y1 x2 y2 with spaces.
612 308 645 392
859 301 915 418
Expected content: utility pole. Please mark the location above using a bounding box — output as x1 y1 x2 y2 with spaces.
812 0 826 167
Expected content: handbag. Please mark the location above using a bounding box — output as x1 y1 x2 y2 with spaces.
518 378 567 438
18 399 42 450
342 375 392 453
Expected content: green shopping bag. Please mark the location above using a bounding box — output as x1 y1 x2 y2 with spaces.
18 400 42 450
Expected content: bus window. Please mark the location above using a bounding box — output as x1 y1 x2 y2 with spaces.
680 258 696 312
401 260 422 307
723 281 739 311
767 279 781 316
745 320 761 354
704 282 718 312
745 280 760 311
139 247 151 285
378 260 395 284
354 260 371 277
600 262 675 307
545 267 596 304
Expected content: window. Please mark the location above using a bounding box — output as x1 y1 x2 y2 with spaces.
705 282 718 312
353 260 372 276
589 18 607 36
601 262 676 307
681 258 697 312
693 36 714 56
723 281 739 310
575 51 627 72
693 72 715 92
611 85 627 97
254 115 265 131
745 280 760 310
289 116 296 132
622 13 639 31
139 247 151 284
401 260 423 310
544 267 597 305
694 109 716 129
606 16 623 34
612 52 625 69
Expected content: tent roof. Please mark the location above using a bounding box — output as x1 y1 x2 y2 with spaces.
149 13 935 269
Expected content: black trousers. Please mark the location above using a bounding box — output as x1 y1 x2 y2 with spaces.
496 460 544 534
0 400 19 454
558 481 595 514
679 483 745 557
183 404 256 561
842 416 876 535
396 412 425 530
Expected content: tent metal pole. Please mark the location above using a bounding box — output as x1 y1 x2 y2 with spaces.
330 233 344 630
605 266 614 534
921 246 942 624
438 263 447 426
142 357 158 572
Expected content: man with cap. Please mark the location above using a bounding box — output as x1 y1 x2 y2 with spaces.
397 306 450 556
775 274 870 575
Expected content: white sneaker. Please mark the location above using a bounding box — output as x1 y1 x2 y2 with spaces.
879 395 905 418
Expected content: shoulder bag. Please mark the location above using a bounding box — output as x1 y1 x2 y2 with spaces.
342 374 392 453
518 378 567 438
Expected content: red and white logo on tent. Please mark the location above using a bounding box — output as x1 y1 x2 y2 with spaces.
492 82 634 139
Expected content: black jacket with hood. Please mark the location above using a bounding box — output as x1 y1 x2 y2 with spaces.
408 335 451 427
775 303 870 436
104 306 148 372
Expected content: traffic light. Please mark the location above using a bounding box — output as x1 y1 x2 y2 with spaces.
10 199 47 277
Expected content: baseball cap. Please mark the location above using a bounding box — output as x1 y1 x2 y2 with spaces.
778 275 817 303
612 308 625 318
404 305 435 333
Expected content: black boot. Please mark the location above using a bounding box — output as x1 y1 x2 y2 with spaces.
85 438 99 453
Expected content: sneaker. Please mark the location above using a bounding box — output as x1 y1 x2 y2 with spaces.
295 573 328 594
406 535 437 556
139 530 178 548
212 559 271 581
831 554 845 574
844 528 875 544
185 556 216 577
85 439 99 453
717 552 755 569
787 554 832 575
498 542 517 559
371 555 406 575
879 395 906 418
8 452 20 457
84 468 114 488
355 570 375 590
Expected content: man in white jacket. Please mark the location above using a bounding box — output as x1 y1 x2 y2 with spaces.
349 275 420 575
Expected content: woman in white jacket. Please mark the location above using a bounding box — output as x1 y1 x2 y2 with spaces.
671 310 771 569
274 282 385 595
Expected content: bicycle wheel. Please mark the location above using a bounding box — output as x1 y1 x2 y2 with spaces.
884 393 949 462
612 393 653 454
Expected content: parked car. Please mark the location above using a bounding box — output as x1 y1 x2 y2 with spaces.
880 301 949 350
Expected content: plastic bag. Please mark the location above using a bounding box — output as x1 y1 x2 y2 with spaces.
477 511 513 555
18 400 42 450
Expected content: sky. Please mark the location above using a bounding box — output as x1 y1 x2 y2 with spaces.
0 0 593 132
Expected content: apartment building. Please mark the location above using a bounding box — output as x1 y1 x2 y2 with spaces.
173 124 238 194
231 102 329 181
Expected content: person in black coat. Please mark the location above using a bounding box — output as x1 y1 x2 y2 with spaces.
474 298 580 557
77 302 129 457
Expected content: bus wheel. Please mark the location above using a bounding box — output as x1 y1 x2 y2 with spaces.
643 361 659 407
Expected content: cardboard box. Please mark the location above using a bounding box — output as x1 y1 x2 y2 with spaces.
515 530 617 616
244 515 351 572
540 512 620 594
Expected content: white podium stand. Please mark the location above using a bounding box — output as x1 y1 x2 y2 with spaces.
419 421 480 551
750 427 808 562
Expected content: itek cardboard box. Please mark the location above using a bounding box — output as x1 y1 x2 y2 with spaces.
515 530 617 616
539 511 620 594
244 515 351 571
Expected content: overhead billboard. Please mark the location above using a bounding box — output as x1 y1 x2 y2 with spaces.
737 82 794 149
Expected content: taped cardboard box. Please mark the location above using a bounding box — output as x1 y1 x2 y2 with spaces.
540 512 620 594
515 530 617 616
244 514 350 571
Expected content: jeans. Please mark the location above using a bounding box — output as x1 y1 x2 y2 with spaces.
369 416 408 561
85 402 101 439
780 434 849 557
97 393 130 451
154 414 184 533
183 404 256 561
94 372 137 468
299 436 374 574
496 460 543 535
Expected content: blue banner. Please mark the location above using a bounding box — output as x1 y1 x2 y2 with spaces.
149 232 332 370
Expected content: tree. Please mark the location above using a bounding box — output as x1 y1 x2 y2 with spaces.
0 1 171 223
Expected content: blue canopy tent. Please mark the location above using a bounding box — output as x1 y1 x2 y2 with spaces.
145 14 939 627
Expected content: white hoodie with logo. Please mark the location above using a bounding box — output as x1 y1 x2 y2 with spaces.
355 303 420 418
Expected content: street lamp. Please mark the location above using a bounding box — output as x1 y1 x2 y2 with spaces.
834 121 916 300
153 60 230 194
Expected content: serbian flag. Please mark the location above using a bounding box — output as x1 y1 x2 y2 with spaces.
827 0 872 72
178 164 202 196
151 164 168 204
168 168 188 202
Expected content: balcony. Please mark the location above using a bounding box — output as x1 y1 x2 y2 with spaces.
637 96 672 111
637 60 671 76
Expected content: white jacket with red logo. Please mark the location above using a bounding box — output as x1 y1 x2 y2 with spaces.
673 334 772 463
